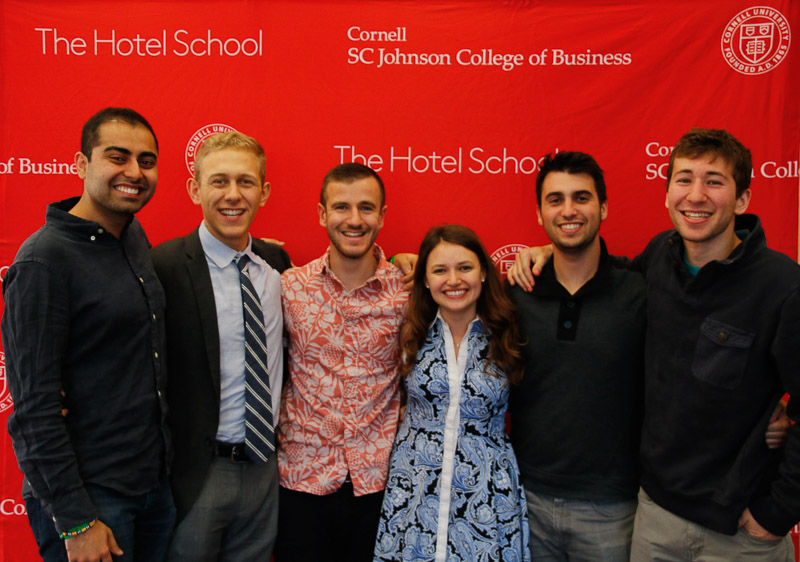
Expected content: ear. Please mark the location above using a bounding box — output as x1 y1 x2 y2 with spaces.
600 200 608 221
377 204 387 230
259 181 271 207
735 188 751 215
537 206 543 226
187 177 201 205
75 151 88 180
664 190 669 210
318 202 327 227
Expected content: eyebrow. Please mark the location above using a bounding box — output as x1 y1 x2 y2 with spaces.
545 190 594 198
430 261 474 267
208 172 257 178
675 169 727 178
330 200 376 207
103 146 158 160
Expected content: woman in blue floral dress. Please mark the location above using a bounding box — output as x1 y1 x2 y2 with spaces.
374 224 530 562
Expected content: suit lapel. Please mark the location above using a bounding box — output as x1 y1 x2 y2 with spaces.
185 229 223 401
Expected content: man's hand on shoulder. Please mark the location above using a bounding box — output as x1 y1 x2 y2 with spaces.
765 399 791 449
738 508 781 542
506 245 553 291
65 521 122 562
391 253 418 290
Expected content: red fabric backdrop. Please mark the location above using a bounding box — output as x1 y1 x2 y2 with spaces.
1 0 798 558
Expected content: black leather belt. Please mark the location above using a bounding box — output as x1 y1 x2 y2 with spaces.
215 442 250 463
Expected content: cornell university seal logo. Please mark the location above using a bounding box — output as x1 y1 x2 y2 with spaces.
185 123 238 174
721 6 791 75
490 244 529 277
0 351 13 413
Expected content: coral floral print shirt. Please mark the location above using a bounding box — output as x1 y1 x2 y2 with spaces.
278 246 408 496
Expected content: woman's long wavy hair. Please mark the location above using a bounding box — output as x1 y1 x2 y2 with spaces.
399 224 524 384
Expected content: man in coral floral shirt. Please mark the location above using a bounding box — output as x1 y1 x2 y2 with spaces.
275 163 409 562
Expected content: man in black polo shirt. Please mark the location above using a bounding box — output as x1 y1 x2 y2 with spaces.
508 151 646 560
2 107 174 561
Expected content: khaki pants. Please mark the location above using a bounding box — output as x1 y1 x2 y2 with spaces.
630 488 794 561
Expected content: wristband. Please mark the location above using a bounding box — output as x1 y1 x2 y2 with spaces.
59 518 96 540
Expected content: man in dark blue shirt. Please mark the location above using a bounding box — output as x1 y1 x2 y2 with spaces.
2 107 174 562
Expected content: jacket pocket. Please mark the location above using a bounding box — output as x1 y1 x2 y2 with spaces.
691 318 754 390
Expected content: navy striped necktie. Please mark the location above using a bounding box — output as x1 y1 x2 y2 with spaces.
236 255 275 464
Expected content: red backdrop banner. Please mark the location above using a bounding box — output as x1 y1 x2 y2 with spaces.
1 0 798 558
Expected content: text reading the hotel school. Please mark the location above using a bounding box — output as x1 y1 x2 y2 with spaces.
34 28 263 57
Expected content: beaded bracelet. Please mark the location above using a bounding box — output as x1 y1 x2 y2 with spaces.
59 518 96 540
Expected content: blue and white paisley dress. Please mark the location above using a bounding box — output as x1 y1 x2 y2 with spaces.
374 314 530 562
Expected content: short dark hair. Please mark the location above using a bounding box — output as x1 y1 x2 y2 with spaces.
320 163 385 207
667 128 752 197
80 107 158 160
535 151 606 206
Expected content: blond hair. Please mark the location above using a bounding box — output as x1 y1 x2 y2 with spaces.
195 131 266 183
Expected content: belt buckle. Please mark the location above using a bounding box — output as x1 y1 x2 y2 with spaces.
230 444 248 464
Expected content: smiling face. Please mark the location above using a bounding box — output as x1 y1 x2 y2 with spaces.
666 154 751 260
425 241 485 323
318 176 386 263
75 121 158 225
188 148 270 251
537 171 607 253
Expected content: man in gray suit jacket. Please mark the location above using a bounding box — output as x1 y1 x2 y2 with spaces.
151 131 291 561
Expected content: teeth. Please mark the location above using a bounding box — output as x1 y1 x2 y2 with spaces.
343 232 364 237
684 211 710 219
221 209 244 216
561 223 580 230
445 289 467 296
115 185 139 195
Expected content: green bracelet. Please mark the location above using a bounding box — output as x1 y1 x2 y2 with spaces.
389 255 396 264
59 518 96 540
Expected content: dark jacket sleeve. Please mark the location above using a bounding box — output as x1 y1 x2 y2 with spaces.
749 287 800 536
2 261 97 533
252 240 292 273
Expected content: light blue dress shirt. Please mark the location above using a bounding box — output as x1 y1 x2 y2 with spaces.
198 222 284 443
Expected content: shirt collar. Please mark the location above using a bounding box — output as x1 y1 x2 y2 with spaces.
432 309 483 333
534 237 613 298
198 221 265 269
47 197 135 244
315 244 393 289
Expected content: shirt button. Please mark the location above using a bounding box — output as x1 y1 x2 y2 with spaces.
157 391 162 397
154 352 159 359
90 236 96 241
97 228 104 234
718 332 728 342
152 314 156 321
139 277 144 284
563 321 573 329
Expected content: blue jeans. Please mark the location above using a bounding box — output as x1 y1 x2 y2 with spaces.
525 488 636 561
27 478 175 562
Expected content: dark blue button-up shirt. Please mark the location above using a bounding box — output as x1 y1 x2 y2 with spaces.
2 197 170 533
